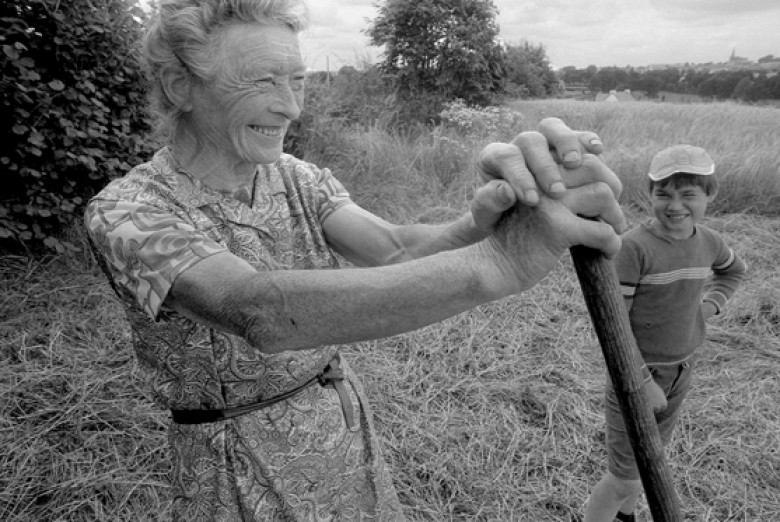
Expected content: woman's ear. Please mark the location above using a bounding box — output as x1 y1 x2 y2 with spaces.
161 67 193 112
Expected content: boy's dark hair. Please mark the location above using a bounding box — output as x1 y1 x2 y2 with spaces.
648 172 718 196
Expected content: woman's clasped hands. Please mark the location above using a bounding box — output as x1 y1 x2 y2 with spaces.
468 117 626 296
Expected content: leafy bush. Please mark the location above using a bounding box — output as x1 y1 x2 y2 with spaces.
439 99 525 142
0 0 154 253
284 66 399 161
287 65 468 165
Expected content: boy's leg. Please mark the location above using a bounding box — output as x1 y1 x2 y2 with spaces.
588 373 654 522
589 358 694 522
586 379 644 522
584 471 642 522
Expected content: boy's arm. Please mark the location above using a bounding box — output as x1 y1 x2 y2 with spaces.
703 248 747 315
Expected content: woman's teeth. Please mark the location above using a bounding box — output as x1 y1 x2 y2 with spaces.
249 125 282 137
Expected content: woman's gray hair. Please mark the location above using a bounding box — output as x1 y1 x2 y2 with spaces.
142 0 309 142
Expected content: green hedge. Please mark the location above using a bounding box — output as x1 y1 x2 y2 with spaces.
1 0 155 253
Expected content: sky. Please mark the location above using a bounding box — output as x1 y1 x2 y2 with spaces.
297 0 780 71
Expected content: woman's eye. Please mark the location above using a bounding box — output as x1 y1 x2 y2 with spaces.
291 77 305 91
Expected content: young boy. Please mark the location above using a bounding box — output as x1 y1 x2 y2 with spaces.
584 145 747 522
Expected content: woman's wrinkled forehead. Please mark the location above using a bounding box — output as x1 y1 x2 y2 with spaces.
217 23 304 75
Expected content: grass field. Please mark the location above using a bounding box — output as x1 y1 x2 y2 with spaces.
507 100 780 217
1 100 779 521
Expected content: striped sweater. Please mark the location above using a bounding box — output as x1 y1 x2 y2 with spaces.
615 223 746 364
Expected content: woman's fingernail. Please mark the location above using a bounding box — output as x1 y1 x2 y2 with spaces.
562 151 581 163
497 184 511 204
550 181 565 194
590 138 603 147
524 189 538 204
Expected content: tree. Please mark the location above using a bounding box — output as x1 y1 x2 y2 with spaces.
634 74 663 99
365 0 505 107
709 72 749 100
767 74 780 99
504 41 559 98
733 78 753 102
733 76 771 103
588 67 630 93
1 0 153 251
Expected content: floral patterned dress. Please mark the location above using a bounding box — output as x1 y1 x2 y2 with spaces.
85 148 406 521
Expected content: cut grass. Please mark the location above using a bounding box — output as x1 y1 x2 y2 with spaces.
1 213 777 521
0 255 171 522
2 99 778 520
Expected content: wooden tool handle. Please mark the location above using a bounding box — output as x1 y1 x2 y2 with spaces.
570 244 683 521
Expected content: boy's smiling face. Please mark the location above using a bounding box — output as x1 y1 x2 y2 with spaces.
650 182 714 240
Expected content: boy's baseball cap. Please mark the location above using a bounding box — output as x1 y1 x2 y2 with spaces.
648 145 715 181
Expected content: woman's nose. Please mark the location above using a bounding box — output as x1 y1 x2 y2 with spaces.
271 85 301 121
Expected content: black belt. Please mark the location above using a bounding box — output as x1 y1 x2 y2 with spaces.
171 354 356 430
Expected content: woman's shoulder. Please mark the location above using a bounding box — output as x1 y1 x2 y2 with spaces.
274 154 334 182
91 148 187 206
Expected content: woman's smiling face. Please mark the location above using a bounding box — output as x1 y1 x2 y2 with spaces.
186 23 305 166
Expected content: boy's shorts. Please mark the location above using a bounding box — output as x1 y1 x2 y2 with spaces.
605 355 695 481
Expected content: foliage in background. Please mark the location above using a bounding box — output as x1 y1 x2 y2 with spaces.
286 64 402 157
503 41 560 99
366 0 506 109
559 64 780 102
0 0 154 253
439 99 524 142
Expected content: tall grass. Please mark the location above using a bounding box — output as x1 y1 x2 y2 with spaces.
2 99 779 521
508 100 780 216
299 99 780 222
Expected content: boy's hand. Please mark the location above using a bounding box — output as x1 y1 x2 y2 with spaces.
701 301 718 320
645 379 667 413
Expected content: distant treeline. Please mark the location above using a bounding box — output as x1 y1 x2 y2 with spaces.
560 65 780 102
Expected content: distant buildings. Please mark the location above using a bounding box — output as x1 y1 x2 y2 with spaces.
638 50 780 75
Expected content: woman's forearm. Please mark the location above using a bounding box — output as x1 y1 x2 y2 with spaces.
168 247 506 354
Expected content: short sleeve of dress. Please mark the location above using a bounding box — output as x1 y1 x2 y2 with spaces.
314 166 353 223
85 199 227 321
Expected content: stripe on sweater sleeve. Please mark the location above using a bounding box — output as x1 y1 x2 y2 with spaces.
704 239 747 314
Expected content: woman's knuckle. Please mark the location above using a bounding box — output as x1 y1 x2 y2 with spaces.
580 153 603 169
588 181 616 203
538 117 563 130
513 130 545 148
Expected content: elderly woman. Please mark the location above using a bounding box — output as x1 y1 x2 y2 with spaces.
85 0 624 520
